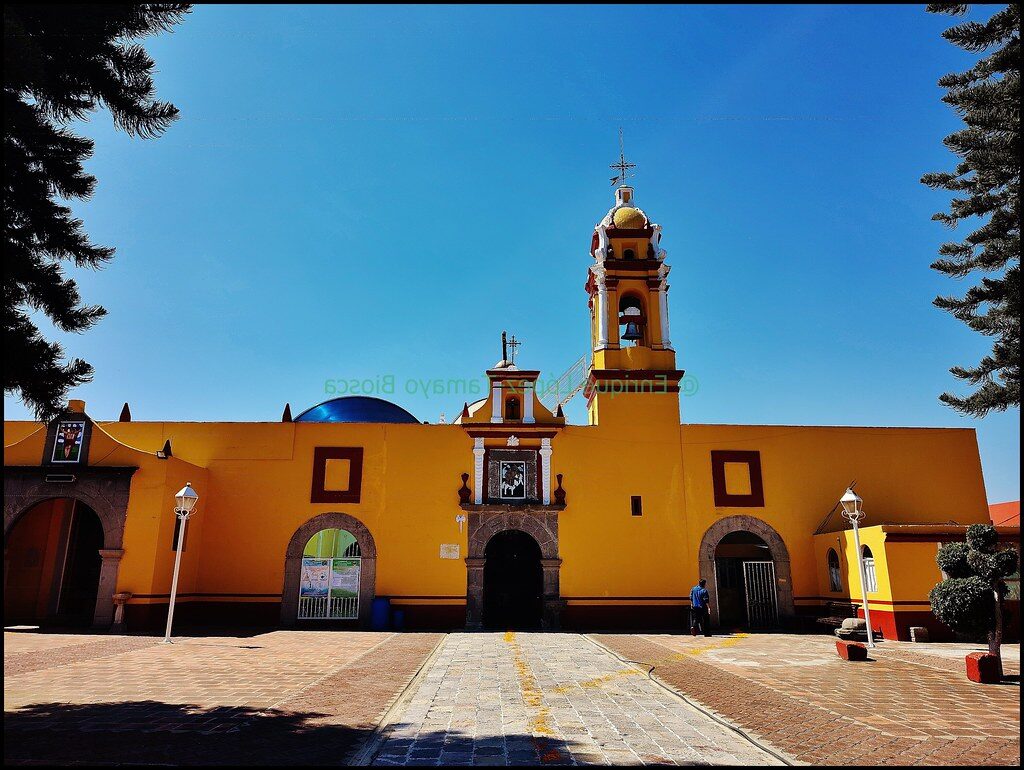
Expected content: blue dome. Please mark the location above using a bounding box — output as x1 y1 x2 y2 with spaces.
294 396 420 424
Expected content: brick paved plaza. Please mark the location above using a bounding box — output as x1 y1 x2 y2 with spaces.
4 629 1020 766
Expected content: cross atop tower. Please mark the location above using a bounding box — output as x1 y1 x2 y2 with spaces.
501 330 522 367
609 128 636 186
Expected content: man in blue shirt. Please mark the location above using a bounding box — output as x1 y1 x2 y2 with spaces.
690 578 712 637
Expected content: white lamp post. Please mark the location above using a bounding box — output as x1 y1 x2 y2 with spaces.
840 487 875 648
164 482 199 644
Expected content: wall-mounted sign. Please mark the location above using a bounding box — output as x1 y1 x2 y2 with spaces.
51 421 86 464
440 544 460 560
299 558 330 598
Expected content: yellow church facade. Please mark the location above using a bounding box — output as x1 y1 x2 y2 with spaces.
3 185 1012 641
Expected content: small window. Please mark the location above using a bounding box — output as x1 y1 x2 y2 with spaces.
827 548 842 592
861 545 878 593
623 248 636 260
505 396 521 421
630 496 642 517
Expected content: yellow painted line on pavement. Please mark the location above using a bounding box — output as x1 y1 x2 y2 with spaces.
503 631 563 763
558 633 753 694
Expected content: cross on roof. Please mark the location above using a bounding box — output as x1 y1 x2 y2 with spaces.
609 127 636 186
507 334 521 365
500 331 522 366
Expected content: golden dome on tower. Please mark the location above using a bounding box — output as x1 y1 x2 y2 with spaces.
612 206 647 229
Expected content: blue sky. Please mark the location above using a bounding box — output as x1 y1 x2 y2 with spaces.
5 5 1019 502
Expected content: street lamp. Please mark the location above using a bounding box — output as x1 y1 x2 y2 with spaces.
840 487 875 648
164 482 199 644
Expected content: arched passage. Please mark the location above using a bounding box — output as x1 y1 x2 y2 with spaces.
281 513 377 627
4 498 104 627
4 467 134 629
466 510 562 630
698 515 795 629
483 530 543 630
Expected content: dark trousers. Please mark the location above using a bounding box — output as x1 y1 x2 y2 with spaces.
690 606 712 636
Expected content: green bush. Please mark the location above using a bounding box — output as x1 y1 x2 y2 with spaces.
935 541 972 578
929 576 995 634
931 524 1019 656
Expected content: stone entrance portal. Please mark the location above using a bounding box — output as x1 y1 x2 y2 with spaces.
482 530 543 630
465 508 561 630
698 515 794 629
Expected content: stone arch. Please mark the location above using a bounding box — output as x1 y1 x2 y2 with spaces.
465 510 561 630
469 512 558 561
3 467 134 629
698 515 795 627
280 512 377 627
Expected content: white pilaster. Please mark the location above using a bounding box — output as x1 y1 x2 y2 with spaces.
523 381 535 424
473 437 485 504
539 438 553 505
658 263 673 351
490 381 502 423
593 265 609 350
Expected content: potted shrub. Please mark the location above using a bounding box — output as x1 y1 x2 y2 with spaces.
929 524 1018 682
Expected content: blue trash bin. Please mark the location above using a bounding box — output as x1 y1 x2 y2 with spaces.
391 608 406 632
371 597 391 631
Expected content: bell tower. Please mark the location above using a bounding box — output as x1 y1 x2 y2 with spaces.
584 184 684 426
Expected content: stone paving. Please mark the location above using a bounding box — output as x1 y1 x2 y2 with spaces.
6 629 1020 765
371 632 782 766
4 629 442 765
595 632 1021 766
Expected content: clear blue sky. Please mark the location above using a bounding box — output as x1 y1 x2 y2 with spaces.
5 5 1019 503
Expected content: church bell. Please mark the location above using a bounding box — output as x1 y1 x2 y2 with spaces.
621 321 643 343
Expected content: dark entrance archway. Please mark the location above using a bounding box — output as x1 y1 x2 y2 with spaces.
483 530 543 630
698 515 795 629
4 498 104 627
714 530 773 629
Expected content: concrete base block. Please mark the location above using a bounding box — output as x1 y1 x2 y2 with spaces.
836 640 868 661
965 652 1002 683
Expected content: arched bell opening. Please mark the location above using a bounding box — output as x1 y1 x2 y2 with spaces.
618 293 647 347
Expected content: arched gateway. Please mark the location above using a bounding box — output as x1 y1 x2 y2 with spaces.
466 511 562 630
698 515 795 629
4 467 133 629
281 513 377 627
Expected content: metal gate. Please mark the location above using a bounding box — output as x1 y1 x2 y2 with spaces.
743 560 779 628
298 556 360 620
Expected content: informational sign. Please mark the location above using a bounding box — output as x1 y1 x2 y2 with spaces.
439 544 460 560
51 421 86 464
299 558 330 598
330 559 360 596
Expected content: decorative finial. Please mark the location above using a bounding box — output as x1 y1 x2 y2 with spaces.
609 127 636 186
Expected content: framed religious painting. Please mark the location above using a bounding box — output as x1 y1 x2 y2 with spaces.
499 460 527 500
51 420 87 464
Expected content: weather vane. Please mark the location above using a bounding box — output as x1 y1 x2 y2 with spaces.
609 127 636 186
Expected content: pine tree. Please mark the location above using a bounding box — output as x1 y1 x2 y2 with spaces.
921 4 1020 417
3 5 190 420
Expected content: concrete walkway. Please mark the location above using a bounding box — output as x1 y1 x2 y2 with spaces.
371 632 782 766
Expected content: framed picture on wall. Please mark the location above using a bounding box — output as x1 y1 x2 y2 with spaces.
499 460 526 500
51 421 86 464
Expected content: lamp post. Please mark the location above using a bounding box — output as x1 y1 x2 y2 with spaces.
164 482 199 644
840 487 875 648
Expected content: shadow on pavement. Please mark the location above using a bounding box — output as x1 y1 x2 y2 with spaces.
4 700 585 766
